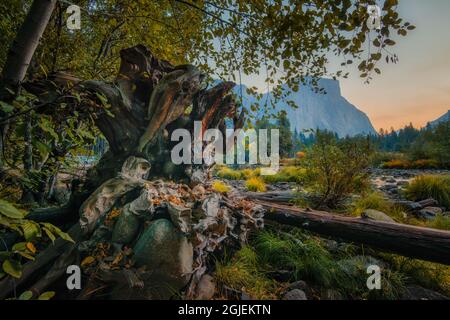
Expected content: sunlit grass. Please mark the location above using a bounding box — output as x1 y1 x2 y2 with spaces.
245 177 267 192
212 180 231 193
350 192 406 222
404 175 450 209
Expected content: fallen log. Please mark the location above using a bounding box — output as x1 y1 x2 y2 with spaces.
243 191 296 203
259 201 450 265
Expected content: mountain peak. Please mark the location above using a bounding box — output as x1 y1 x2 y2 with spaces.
429 110 450 127
235 78 377 137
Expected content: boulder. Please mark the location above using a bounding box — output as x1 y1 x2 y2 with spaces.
361 209 395 223
112 209 141 244
394 200 422 212
282 289 307 300
416 207 443 220
133 219 193 299
287 280 309 292
195 274 216 300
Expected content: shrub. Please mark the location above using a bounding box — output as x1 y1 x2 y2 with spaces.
404 175 450 209
412 159 439 169
304 132 373 209
381 159 412 169
212 181 231 193
382 159 440 169
296 151 306 159
371 152 407 167
245 177 267 192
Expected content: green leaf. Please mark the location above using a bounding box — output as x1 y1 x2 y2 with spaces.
38 291 55 300
2 259 22 279
42 227 56 243
95 92 109 107
18 291 33 300
0 101 14 113
21 221 41 241
0 200 26 219
34 141 51 159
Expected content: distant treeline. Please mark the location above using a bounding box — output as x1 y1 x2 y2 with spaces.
289 120 450 168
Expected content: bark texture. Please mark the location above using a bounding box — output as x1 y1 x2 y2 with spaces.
1 0 57 88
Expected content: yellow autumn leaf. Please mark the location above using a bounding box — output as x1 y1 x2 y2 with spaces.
81 256 96 267
26 242 36 254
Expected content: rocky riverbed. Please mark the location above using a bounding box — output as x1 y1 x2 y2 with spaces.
369 169 450 200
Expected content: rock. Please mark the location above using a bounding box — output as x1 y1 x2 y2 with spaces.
443 212 450 217
133 219 193 299
401 285 449 300
396 180 409 187
112 209 141 244
361 209 395 223
338 255 384 278
287 280 308 291
167 202 192 234
286 281 311 298
394 200 422 212
386 178 396 183
416 207 443 220
282 289 307 300
195 274 216 300
381 184 397 190
418 198 439 207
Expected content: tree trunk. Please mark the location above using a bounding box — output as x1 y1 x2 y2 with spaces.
259 201 450 265
1 0 56 91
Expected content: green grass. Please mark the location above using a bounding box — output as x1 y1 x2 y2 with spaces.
426 214 450 231
252 230 406 299
404 175 450 209
215 246 277 299
215 165 307 184
263 166 307 184
350 192 406 222
381 254 450 297
253 231 340 288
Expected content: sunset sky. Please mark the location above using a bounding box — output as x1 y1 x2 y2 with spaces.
339 0 450 131
241 0 450 131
